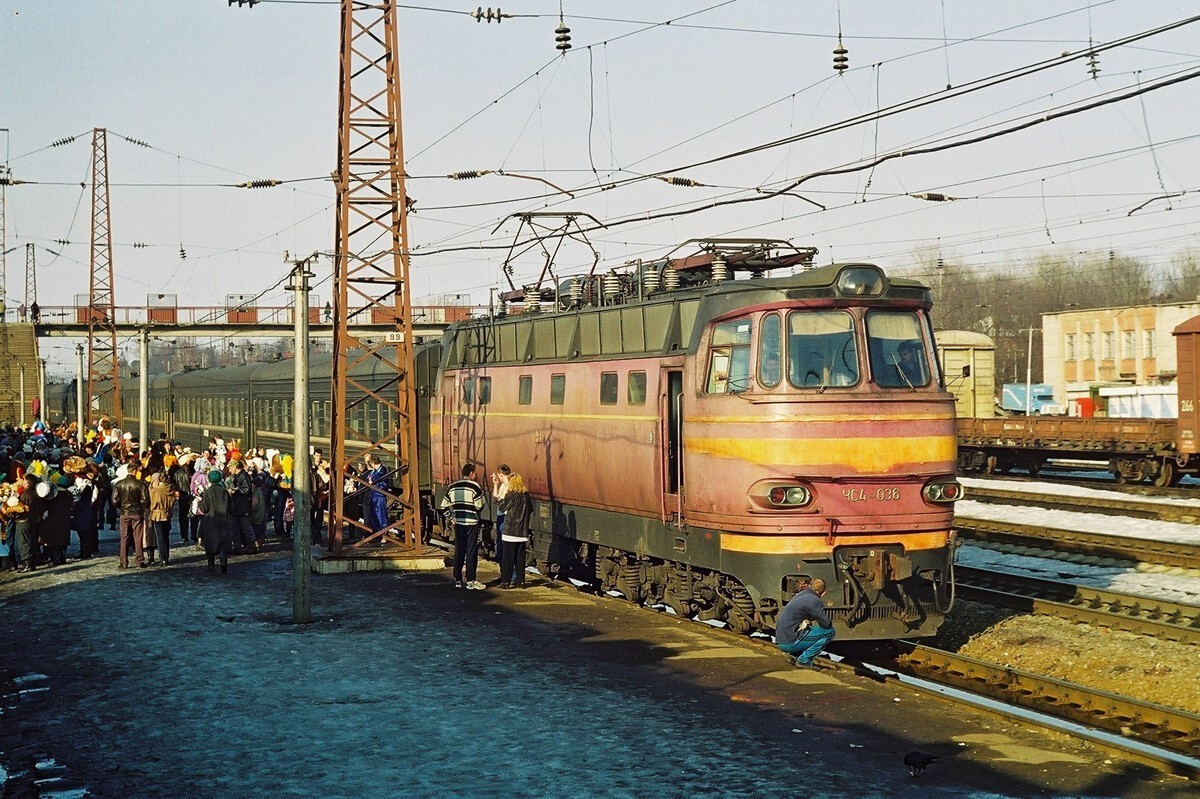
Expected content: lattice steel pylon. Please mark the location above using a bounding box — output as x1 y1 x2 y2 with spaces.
328 0 420 553
88 128 121 427
24 243 35 310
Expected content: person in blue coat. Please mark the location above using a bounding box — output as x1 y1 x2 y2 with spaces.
364 455 390 538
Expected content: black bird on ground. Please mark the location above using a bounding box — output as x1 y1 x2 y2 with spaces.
903 751 940 777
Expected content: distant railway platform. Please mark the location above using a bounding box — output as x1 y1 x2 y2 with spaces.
0 530 1187 798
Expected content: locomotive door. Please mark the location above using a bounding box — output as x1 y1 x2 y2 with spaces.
661 369 684 526
440 374 456 484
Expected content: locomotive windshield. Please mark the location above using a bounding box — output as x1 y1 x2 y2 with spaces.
867 310 931 388
787 311 859 388
707 318 753 393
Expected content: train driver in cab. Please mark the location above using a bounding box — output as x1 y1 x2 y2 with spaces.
894 339 928 387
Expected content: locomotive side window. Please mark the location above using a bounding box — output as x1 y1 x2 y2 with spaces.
461 377 476 405
707 318 752 394
867 310 930 388
550 373 566 405
600 372 619 405
757 313 782 388
479 377 492 405
628 371 647 405
787 311 858 388
519 375 533 405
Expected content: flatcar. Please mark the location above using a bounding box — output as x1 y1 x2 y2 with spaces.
96 240 961 640
954 319 1200 485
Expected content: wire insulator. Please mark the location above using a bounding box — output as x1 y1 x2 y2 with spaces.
657 176 703 187
236 179 282 189
555 21 572 52
833 39 849 74
1087 51 1100 79
471 7 509 23
50 136 76 148
123 136 150 148
448 170 487 180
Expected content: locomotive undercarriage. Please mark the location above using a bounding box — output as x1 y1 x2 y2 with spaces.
520 529 951 639
535 540 766 635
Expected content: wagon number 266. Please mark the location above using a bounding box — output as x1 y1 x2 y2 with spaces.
843 488 901 502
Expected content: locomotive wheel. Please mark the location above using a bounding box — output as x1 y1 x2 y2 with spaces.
726 613 753 635
663 589 692 618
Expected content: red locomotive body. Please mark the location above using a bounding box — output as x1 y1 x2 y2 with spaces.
432 244 960 639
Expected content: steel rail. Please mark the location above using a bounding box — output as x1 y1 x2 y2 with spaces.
965 485 1200 524
955 565 1200 645
885 644 1200 763
954 517 1200 570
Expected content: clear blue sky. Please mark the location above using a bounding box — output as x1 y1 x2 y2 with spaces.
4 0 1200 340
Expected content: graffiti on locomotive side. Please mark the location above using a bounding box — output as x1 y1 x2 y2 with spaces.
843 487 902 502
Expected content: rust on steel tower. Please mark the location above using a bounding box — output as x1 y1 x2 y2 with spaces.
88 128 121 427
328 0 420 553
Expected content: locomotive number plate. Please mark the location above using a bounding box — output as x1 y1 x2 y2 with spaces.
843 487 901 502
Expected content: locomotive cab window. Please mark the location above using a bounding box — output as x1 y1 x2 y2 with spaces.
461 377 476 405
706 318 752 394
628 371 647 405
550 373 566 405
788 311 859 388
479 376 492 405
600 372 619 405
867 310 930 388
518 375 533 405
758 313 782 388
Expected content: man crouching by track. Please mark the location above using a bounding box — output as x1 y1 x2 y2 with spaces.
440 464 485 591
774 578 835 669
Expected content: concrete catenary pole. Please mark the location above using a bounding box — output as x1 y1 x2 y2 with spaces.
37 358 45 424
288 256 315 624
76 344 85 446
139 327 149 453
19 363 25 426
1024 326 1034 416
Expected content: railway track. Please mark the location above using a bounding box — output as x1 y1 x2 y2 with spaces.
850 643 1200 776
955 565 1200 645
964 485 1200 524
968 471 1198 500
954 517 1200 571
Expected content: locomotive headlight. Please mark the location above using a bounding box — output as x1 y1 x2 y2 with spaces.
754 481 813 509
922 479 963 504
835 265 885 297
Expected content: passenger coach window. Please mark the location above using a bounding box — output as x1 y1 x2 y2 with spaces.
550 374 566 405
600 372 618 405
519 375 532 405
706 318 752 394
867 310 930 388
758 313 782 388
628 371 647 405
788 311 859 388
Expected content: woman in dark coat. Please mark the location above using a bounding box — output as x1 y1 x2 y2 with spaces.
497 473 533 588
33 480 74 566
198 469 233 574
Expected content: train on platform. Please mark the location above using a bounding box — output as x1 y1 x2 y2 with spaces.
94 240 962 640
945 320 1200 486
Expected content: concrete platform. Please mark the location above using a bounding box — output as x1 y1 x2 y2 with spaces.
312 543 448 574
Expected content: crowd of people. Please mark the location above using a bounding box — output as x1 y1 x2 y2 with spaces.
0 418 338 576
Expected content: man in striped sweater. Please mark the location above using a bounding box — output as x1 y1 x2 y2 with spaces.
440 463 486 590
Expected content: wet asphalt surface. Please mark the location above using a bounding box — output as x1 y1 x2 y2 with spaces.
0 528 1193 799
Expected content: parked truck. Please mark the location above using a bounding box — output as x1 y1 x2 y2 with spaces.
1000 383 1062 415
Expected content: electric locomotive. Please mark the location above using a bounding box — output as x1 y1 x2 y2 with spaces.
432 240 960 639
98 239 960 641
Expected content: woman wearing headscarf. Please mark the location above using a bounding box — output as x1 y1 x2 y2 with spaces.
189 456 212 546
198 468 233 574
64 457 98 559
